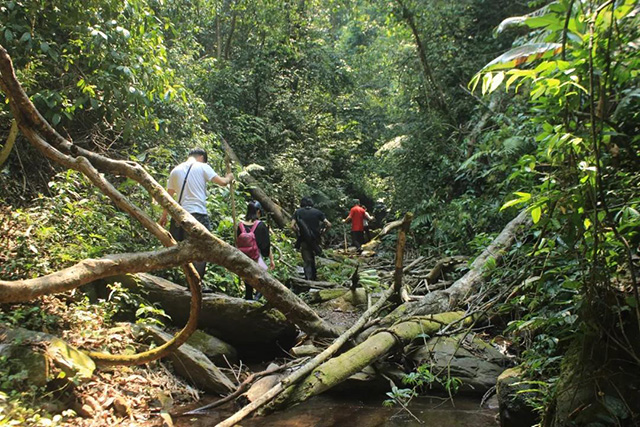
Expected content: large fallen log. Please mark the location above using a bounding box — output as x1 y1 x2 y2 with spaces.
98 274 297 346
272 311 472 409
380 209 531 324
214 284 398 427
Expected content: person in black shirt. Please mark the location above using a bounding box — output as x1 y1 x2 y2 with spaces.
236 201 274 299
291 197 331 281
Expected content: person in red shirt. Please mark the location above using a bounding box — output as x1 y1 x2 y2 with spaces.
343 199 373 253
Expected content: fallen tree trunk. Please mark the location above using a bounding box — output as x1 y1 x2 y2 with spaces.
100 273 297 346
214 284 398 427
272 311 472 409
221 138 291 228
381 209 532 324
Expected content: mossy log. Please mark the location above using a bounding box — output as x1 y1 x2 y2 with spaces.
274 311 472 408
98 273 297 347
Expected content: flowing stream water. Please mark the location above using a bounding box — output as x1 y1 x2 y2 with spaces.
176 394 498 426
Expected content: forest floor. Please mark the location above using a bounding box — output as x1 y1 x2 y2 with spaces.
2 245 428 426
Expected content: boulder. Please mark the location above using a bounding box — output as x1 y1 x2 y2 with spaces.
496 367 539 427
408 334 512 393
0 326 95 387
96 274 297 348
186 330 238 366
245 363 285 403
134 325 236 395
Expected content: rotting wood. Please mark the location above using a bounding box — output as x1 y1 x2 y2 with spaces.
393 213 413 301
213 284 397 427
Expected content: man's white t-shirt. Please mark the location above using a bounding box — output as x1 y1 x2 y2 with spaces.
167 159 218 215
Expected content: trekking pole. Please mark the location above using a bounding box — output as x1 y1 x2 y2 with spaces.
343 225 348 253
224 140 238 246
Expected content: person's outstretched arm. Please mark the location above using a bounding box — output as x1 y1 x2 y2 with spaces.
212 173 234 187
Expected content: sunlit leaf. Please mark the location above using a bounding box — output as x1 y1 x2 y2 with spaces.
531 206 541 224
482 43 563 72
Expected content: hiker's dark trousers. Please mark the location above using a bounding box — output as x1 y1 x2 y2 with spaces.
300 242 317 281
170 212 211 279
352 230 364 251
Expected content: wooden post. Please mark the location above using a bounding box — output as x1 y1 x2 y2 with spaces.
393 212 413 300
343 226 348 253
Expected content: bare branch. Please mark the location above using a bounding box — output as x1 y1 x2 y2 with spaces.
0 244 196 303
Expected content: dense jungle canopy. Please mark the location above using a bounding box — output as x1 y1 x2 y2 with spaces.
0 0 639 426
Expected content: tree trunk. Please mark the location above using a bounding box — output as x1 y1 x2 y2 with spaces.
393 212 413 300
382 209 532 324
396 0 453 121
223 2 237 60
221 138 291 228
0 45 338 341
273 311 471 408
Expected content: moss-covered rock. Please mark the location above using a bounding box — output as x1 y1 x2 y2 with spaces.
496 367 539 427
0 326 95 388
186 330 238 365
409 334 512 394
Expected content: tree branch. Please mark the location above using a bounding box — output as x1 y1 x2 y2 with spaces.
0 43 338 339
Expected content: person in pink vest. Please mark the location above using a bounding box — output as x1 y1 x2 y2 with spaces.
344 199 373 253
236 201 274 300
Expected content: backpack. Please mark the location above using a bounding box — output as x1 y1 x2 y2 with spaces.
237 222 261 260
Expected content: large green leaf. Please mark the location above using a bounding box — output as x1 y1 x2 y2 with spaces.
482 43 563 72
494 2 560 35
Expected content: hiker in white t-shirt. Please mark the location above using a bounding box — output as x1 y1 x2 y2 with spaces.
158 147 233 279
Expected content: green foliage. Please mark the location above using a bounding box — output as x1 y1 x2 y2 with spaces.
0 390 74 426
471 0 640 421
384 363 463 409
1 169 153 280
0 304 60 332
0 0 185 133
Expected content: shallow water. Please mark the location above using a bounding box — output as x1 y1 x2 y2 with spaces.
176 394 498 427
